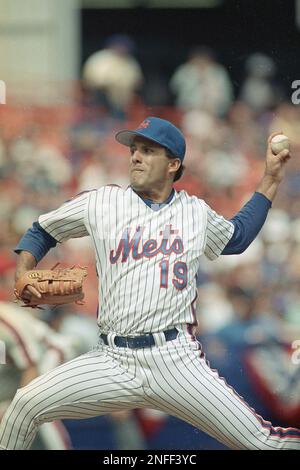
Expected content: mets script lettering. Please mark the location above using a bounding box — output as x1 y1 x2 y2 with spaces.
110 225 184 263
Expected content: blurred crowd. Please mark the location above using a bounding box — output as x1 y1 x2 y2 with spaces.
1 36 300 447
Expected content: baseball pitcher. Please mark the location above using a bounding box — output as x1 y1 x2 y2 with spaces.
1 117 300 450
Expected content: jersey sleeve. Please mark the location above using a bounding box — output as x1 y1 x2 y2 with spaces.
38 191 91 243
204 204 235 261
222 192 271 255
14 221 57 263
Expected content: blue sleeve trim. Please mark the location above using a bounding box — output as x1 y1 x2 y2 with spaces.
222 192 271 255
14 221 58 263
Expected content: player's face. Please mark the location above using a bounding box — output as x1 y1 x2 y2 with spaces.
129 137 175 192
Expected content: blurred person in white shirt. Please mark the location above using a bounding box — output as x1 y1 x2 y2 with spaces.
170 46 234 117
82 34 143 119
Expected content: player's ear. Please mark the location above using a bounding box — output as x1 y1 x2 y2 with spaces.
168 158 181 177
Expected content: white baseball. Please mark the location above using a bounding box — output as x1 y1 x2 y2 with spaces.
270 134 290 155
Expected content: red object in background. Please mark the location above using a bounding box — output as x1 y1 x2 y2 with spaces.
0 251 16 274
0 252 16 275
0 252 16 301
174 173 204 199
135 409 167 439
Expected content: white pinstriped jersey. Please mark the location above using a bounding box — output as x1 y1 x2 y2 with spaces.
39 186 234 335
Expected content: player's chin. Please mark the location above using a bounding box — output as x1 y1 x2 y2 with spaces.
130 171 146 189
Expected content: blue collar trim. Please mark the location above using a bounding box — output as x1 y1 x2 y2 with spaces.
131 187 175 211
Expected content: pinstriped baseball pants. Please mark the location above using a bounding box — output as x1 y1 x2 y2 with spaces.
1 333 300 450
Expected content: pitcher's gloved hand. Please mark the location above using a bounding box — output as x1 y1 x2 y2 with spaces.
14 264 88 308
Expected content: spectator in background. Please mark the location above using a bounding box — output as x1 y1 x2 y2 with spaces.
9 126 72 192
239 53 284 115
82 34 143 120
170 46 234 117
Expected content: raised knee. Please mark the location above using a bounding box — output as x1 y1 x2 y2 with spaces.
13 386 38 418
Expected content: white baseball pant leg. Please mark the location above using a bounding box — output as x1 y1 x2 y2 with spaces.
0 346 146 450
135 334 300 450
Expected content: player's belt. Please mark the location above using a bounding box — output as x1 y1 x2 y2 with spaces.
100 328 178 349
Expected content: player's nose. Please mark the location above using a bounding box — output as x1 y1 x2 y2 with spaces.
131 149 143 164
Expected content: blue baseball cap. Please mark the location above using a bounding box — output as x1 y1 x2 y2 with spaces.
115 116 186 161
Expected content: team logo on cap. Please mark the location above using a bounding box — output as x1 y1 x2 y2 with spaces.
137 120 150 130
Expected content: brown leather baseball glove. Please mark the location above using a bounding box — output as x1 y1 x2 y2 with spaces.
14 264 88 308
